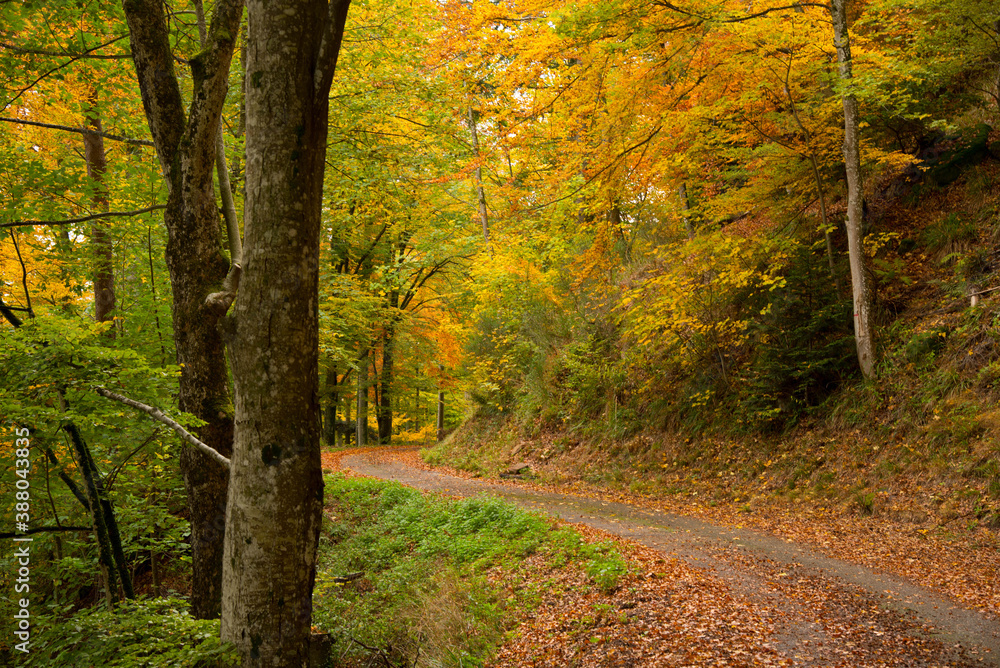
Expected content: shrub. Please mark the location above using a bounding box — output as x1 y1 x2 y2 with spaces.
24 598 239 668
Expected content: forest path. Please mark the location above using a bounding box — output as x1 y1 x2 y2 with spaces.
333 446 1000 666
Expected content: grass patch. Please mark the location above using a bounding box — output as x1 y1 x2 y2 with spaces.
315 474 628 667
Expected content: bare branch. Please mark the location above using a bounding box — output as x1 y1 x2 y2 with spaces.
1 205 166 229
1 41 132 59
1 525 92 539
0 117 154 146
94 388 231 469
1 35 130 112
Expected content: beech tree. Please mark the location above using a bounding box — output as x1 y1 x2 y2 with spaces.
220 1 351 665
122 0 243 618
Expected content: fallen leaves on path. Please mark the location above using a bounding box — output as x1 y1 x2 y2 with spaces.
349 446 1000 622
323 447 987 667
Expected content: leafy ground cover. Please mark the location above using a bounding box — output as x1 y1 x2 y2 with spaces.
19 598 239 667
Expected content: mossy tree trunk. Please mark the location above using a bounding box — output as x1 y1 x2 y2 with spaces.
123 0 243 619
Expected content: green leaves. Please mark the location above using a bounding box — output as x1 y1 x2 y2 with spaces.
25 598 240 668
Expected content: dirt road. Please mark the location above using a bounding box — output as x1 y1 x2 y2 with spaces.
337 447 1000 666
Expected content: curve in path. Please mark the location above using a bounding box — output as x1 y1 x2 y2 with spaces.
342 449 1000 666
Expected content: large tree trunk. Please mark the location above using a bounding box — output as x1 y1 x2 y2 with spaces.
124 0 242 619
831 0 875 378
221 1 350 666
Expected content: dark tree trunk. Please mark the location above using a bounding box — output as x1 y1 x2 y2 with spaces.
63 423 134 602
437 364 445 441
377 291 398 444
123 0 242 619
357 345 368 447
221 1 351 665
323 363 339 446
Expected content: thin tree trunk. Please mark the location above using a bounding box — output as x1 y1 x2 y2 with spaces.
437 364 445 441
344 384 352 445
831 0 875 378
357 346 368 447
377 292 398 444
469 107 491 254
679 183 694 240
782 60 841 292
324 364 339 446
194 0 242 267
82 93 115 332
221 2 351 665
415 384 420 431
378 336 393 444
63 423 134 602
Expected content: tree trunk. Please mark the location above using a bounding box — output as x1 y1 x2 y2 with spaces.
377 336 393 444
437 364 445 441
63 423 134 602
831 0 875 379
357 345 368 447
82 93 115 332
124 0 242 619
679 183 694 240
221 2 350 665
323 364 339 446
377 292 398 444
469 107 491 253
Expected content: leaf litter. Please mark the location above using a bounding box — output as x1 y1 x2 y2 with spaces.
322 447 992 666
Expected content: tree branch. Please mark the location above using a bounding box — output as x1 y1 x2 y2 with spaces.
2 35 130 112
1 205 166 229
1 526 91 539
315 0 353 99
1 41 133 59
94 388 231 469
124 0 187 172
0 117 154 146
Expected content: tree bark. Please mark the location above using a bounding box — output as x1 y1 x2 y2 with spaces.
357 345 369 447
82 93 115 332
468 107 491 253
221 1 351 665
377 291 398 444
437 364 445 441
63 423 134 602
323 364 339 446
123 0 242 619
831 0 875 378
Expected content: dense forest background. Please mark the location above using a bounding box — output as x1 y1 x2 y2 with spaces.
3 0 1000 665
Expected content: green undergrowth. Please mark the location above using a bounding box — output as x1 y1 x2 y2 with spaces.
16 598 240 668
314 474 628 667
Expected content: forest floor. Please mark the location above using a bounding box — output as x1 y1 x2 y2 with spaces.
323 446 1000 667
